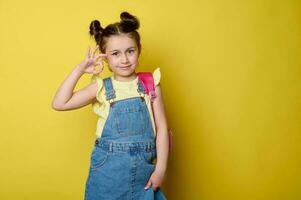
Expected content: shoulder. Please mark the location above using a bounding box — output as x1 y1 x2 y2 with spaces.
90 74 109 102
91 74 113 90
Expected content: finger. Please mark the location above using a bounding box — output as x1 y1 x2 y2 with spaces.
91 45 99 58
92 67 100 75
152 185 158 191
85 46 91 59
96 62 104 73
144 180 152 190
95 53 107 60
96 61 104 69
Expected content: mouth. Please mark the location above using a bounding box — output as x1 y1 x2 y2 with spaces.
119 65 131 70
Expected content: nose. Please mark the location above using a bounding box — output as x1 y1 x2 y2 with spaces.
121 53 129 64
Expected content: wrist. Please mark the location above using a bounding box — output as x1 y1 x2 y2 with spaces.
154 166 166 175
74 65 85 75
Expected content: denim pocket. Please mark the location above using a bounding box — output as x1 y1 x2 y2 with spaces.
113 106 146 136
90 146 108 170
142 151 156 166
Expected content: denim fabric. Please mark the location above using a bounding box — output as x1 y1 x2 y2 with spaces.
84 77 167 200
143 188 167 200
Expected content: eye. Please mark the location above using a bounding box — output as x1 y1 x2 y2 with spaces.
112 52 119 56
128 49 135 54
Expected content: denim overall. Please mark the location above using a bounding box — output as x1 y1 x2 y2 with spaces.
84 77 167 200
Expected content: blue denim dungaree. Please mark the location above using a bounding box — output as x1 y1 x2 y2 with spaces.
84 77 167 200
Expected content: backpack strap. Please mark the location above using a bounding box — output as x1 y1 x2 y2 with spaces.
137 72 157 103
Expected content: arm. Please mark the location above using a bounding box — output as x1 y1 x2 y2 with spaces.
144 84 169 191
52 45 106 111
152 84 169 175
51 66 98 111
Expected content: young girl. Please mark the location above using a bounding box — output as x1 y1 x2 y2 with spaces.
52 11 169 199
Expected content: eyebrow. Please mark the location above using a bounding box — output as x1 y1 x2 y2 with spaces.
109 47 136 53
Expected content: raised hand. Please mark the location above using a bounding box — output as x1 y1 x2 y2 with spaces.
77 45 107 75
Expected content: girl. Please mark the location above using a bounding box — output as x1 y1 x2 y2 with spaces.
52 11 169 199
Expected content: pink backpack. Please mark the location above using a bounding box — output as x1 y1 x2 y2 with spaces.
137 72 174 152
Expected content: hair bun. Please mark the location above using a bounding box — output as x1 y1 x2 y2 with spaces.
89 20 104 37
120 11 140 32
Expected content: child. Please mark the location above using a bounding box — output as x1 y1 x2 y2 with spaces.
52 11 169 199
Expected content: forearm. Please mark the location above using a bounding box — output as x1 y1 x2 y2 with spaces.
52 65 84 108
155 127 169 174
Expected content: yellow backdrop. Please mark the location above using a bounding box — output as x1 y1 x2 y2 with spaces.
0 0 300 199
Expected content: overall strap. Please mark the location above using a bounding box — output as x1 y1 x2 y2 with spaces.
103 77 116 101
137 78 146 94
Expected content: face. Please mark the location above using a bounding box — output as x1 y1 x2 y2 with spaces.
104 34 140 81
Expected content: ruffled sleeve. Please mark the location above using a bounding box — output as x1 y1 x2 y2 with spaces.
153 67 161 86
90 74 104 115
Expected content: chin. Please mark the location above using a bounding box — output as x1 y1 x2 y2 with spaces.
120 67 136 73
123 71 136 77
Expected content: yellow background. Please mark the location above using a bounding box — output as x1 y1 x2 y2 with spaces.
1 0 300 199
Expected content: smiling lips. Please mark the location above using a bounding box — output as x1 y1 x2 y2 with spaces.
120 65 131 69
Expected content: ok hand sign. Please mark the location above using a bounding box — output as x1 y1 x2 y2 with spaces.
77 45 107 75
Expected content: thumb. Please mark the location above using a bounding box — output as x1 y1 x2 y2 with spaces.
144 179 152 190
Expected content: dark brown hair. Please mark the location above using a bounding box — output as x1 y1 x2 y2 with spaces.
89 11 141 54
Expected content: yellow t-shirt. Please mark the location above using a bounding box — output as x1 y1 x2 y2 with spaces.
90 67 161 138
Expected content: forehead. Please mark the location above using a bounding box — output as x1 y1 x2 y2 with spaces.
106 34 137 52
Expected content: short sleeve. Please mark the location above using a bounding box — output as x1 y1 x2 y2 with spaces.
153 67 161 86
91 74 104 102
90 74 104 115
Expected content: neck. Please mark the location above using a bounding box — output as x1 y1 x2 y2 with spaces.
113 73 137 82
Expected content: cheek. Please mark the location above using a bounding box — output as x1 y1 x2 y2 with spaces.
129 54 139 62
107 57 119 66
